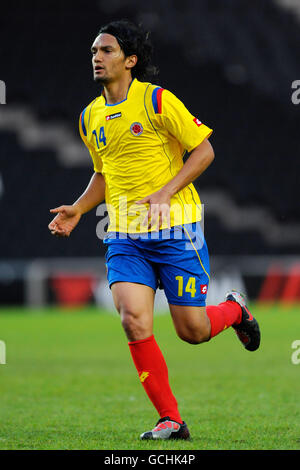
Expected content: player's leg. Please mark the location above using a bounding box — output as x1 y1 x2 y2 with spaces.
111 281 154 341
169 304 211 344
105 241 184 430
111 281 184 431
169 295 260 350
169 302 242 345
105 239 188 439
159 222 256 347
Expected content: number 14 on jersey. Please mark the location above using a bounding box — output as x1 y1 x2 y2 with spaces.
92 126 107 148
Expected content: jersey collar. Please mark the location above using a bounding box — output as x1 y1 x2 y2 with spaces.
102 78 137 106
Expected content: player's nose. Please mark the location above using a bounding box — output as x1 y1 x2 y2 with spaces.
93 49 104 63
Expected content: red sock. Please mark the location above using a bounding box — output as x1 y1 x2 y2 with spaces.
206 301 242 338
128 335 182 423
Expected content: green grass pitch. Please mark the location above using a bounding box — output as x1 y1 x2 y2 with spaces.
0 304 300 450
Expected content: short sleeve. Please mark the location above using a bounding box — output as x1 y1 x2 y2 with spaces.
156 88 213 152
79 108 103 173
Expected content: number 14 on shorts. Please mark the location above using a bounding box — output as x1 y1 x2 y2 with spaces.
175 276 196 297
175 276 208 298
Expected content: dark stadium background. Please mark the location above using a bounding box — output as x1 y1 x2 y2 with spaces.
0 0 299 307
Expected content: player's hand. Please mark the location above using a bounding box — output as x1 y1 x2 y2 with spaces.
48 205 82 237
136 188 171 230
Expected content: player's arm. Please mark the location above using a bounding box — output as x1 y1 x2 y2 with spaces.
48 172 105 237
49 106 105 237
137 139 214 228
72 171 105 215
137 88 214 229
162 138 214 197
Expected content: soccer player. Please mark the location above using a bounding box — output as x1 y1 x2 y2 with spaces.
48 20 260 440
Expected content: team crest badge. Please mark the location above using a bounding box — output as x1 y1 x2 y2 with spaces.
130 122 143 136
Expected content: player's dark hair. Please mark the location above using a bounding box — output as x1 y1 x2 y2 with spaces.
98 19 159 81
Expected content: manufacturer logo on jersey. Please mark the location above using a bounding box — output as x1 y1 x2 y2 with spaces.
139 371 150 383
130 122 143 136
106 112 122 121
193 117 202 127
200 284 208 294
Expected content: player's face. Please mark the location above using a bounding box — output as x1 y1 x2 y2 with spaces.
91 33 128 84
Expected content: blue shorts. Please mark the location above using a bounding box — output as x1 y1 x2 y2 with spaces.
103 222 210 306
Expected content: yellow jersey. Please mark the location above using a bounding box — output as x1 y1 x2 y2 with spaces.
79 78 212 233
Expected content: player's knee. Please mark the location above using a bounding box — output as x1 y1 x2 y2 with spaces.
120 309 138 335
120 307 149 340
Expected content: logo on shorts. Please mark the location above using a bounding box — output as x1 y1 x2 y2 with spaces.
130 122 143 136
139 371 150 383
200 284 208 294
193 117 202 127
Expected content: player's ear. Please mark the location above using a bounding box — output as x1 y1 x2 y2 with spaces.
125 54 138 71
